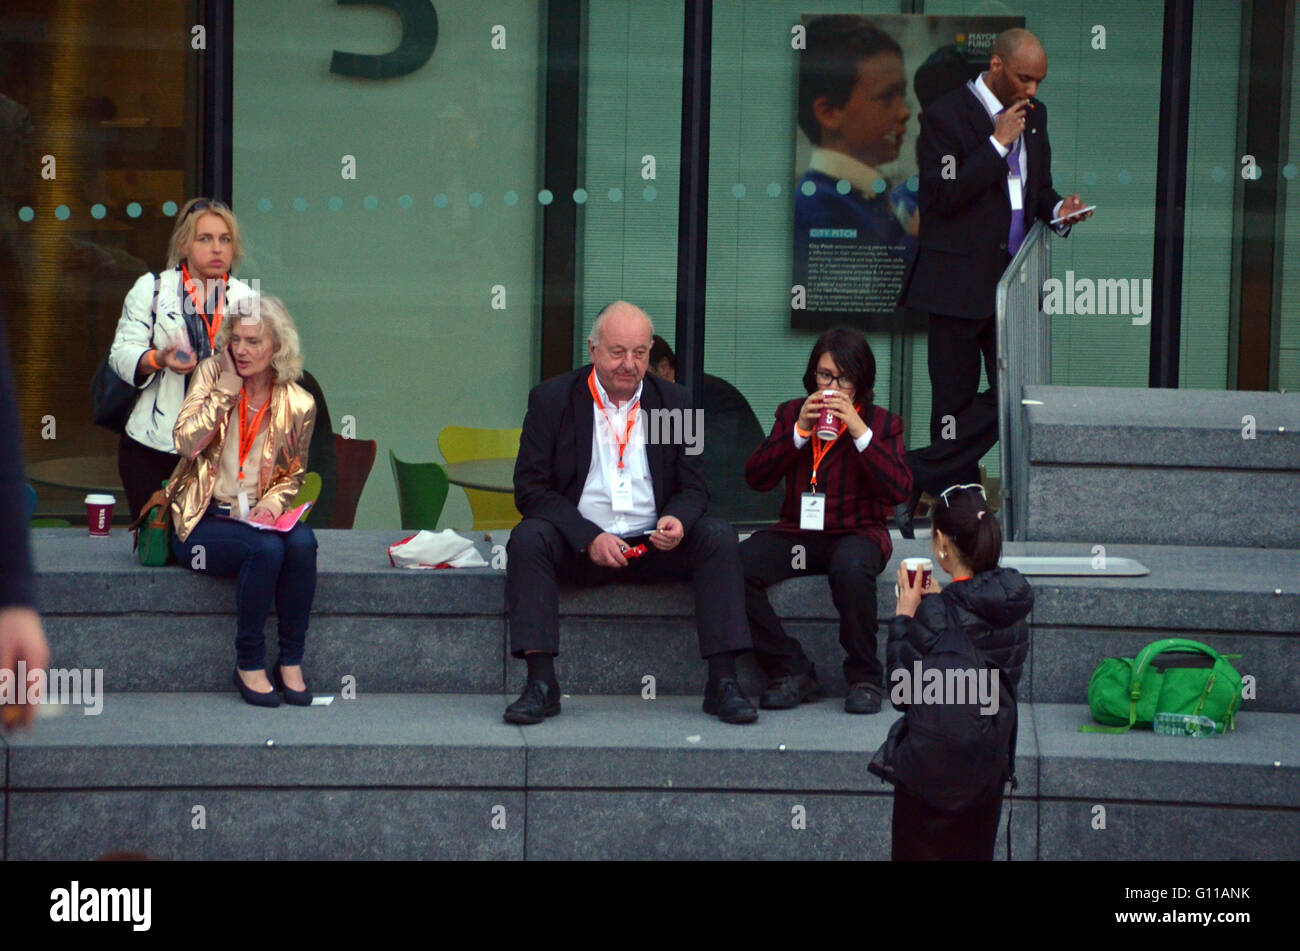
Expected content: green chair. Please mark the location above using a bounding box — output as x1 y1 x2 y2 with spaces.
291 471 322 521
389 450 450 530
437 426 522 530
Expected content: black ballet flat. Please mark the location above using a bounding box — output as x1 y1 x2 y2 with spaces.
272 665 313 706
233 668 280 708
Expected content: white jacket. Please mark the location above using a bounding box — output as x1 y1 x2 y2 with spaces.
108 269 257 453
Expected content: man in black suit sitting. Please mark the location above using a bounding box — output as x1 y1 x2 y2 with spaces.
896 28 1091 536
504 301 757 725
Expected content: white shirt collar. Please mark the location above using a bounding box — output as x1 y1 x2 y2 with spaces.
808 147 887 198
592 371 643 412
970 72 1005 120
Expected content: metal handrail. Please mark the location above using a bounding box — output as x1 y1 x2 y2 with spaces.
994 221 1052 541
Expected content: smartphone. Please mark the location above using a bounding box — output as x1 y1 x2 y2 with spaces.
1050 204 1096 225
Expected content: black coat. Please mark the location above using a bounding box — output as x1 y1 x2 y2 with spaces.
901 83 1065 319
512 365 709 553
870 567 1032 810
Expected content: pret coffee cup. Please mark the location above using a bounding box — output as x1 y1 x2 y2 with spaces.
816 390 839 440
902 557 933 588
85 494 116 536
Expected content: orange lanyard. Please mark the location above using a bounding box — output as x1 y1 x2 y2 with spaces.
808 402 862 491
236 389 271 482
181 264 227 349
588 371 639 470
952 576 972 582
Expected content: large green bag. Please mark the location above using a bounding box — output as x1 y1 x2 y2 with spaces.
1081 637 1243 734
129 480 175 567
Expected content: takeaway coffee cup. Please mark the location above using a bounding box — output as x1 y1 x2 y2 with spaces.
85 494 116 536
816 390 839 440
902 557 933 589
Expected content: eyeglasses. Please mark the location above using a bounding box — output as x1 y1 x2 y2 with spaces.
182 199 230 219
939 483 986 507
814 369 854 388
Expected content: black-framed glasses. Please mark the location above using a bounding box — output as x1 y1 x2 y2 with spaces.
814 369 854 388
939 483 986 507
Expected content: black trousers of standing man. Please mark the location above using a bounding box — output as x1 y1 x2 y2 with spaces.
740 529 886 690
904 312 1000 496
506 515 751 659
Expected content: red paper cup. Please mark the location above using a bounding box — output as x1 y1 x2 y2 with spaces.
902 557 933 588
816 390 838 440
85 494 116 536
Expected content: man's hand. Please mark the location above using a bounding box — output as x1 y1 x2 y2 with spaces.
1055 194 1092 225
822 391 867 439
588 532 630 568
247 505 277 526
993 99 1029 147
649 515 683 552
0 607 50 729
797 392 824 433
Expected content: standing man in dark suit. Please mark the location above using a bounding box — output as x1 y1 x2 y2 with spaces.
505 301 757 725
896 28 1091 536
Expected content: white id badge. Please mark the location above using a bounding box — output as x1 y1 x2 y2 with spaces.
610 472 635 512
237 489 251 520
1008 178 1024 210
799 492 825 531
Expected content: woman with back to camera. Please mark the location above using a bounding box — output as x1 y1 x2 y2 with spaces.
109 198 257 520
166 295 318 708
874 483 1031 860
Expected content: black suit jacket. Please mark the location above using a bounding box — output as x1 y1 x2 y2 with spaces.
902 82 1065 319
513 365 709 552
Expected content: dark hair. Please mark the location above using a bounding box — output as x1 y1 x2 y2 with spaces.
798 16 903 146
931 486 1001 574
802 327 876 400
650 335 676 372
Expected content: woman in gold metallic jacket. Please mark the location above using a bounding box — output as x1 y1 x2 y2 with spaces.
167 295 319 707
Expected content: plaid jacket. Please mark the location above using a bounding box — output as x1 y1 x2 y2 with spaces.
745 397 912 561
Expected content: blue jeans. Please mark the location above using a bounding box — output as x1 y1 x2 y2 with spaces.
172 513 318 670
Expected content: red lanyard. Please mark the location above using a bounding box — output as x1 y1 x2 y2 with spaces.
236 389 271 482
181 264 227 349
808 403 862 491
588 371 639 470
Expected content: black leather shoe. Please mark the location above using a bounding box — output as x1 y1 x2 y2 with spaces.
894 487 922 540
233 668 280 708
702 677 758 724
759 671 822 709
844 683 883 715
272 664 313 706
504 679 561 725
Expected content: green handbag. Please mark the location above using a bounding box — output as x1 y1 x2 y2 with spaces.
1080 637 1243 734
129 480 175 567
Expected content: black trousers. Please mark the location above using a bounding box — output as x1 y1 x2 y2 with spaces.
505 515 750 660
117 433 180 522
891 781 1004 861
739 529 886 688
905 312 1000 496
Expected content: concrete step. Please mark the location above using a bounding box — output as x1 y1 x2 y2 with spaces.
1023 385 1300 547
3 694 1296 861
30 530 1300 710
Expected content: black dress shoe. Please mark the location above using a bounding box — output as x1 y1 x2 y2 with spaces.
894 488 923 540
759 671 822 709
702 677 758 724
272 665 313 706
233 668 280 708
844 683 883 715
504 679 561 725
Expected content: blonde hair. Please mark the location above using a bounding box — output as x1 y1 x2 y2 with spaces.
213 294 304 384
166 198 245 272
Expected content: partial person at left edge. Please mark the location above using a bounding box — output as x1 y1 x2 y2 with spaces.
0 298 50 729
107 198 258 521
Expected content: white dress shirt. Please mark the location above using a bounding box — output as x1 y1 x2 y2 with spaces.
578 374 658 537
794 425 872 453
969 73 1066 227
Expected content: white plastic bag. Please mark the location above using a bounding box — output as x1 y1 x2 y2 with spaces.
387 529 489 569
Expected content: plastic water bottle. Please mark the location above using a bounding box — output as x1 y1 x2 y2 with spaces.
1153 713 1219 737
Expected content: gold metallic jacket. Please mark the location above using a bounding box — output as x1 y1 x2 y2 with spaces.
167 357 316 542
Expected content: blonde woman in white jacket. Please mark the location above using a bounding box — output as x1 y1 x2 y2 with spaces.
108 198 257 519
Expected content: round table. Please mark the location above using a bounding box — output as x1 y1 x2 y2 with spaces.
443 459 515 493
26 455 124 495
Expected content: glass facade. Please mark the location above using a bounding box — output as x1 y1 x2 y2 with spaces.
4 0 1297 527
